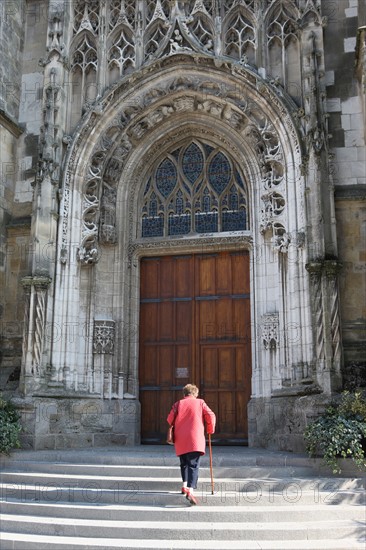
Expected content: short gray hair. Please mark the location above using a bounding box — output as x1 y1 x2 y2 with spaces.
183 384 199 397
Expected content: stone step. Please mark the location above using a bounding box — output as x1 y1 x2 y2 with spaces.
0 462 319 479
1 469 364 492
1 513 365 541
1 500 365 523
1 533 365 550
1 446 361 476
1 446 364 549
1 485 365 506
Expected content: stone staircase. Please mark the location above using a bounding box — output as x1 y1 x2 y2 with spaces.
0 446 365 549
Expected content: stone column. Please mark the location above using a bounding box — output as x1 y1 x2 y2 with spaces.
323 260 343 389
306 259 343 393
19 276 52 395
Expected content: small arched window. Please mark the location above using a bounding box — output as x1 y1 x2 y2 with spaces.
140 140 248 238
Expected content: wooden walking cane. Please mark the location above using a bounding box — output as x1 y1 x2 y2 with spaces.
208 434 214 495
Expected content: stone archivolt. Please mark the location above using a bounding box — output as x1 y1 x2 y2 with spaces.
65 54 302 267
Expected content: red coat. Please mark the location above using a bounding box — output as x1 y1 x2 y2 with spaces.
167 396 216 456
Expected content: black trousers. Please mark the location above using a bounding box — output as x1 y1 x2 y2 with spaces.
179 451 201 489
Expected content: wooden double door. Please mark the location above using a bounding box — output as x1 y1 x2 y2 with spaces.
139 251 252 444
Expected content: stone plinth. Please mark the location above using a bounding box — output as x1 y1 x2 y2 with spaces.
15 397 140 450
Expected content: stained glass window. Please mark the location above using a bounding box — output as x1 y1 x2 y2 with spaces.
140 140 248 238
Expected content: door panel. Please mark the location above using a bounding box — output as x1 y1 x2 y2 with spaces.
139 252 251 444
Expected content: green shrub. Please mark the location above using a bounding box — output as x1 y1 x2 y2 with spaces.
0 397 22 454
338 390 366 421
304 391 366 474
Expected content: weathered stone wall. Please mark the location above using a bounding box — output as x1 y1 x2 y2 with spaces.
323 0 366 385
335 192 366 387
14 396 140 450
0 0 26 383
1 1 50 385
248 393 333 453
17 0 48 202
0 0 24 118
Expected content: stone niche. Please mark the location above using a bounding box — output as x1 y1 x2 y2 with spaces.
15 397 140 450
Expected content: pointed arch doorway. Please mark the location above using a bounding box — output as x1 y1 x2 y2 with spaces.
138 138 252 445
139 251 251 444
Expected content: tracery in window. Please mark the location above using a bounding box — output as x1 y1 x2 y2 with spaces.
267 2 301 101
185 0 214 17
108 27 135 84
187 9 214 52
109 0 136 32
141 141 248 238
73 0 100 36
224 10 256 65
145 22 167 60
70 34 98 127
223 0 255 17
145 0 170 25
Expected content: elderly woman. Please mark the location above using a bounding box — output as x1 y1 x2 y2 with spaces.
167 383 216 505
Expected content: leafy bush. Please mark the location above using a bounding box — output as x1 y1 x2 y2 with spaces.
0 397 22 454
304 391 366 474
338 390 366 420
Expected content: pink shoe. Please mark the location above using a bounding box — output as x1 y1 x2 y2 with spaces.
181 487 189 495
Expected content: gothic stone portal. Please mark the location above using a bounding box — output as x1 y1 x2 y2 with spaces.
19 51 342 451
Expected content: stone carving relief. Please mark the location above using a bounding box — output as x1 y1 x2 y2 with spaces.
78 133 132 263
260 191 285 231
37 69 61 185
271 223 290 253
93 320 115 355
100 155 119 246
303 29 328 156
244 119 289 251
77 153 104 266
99 186 117 245
261 313 279 350
170 29 193 55
47 2 65 58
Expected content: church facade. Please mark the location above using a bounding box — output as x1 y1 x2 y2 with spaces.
1 0 365 450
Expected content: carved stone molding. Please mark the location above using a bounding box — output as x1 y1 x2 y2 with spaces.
93 320 115 355
322 259 343 280
128 234 253 268
21 276 52 291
